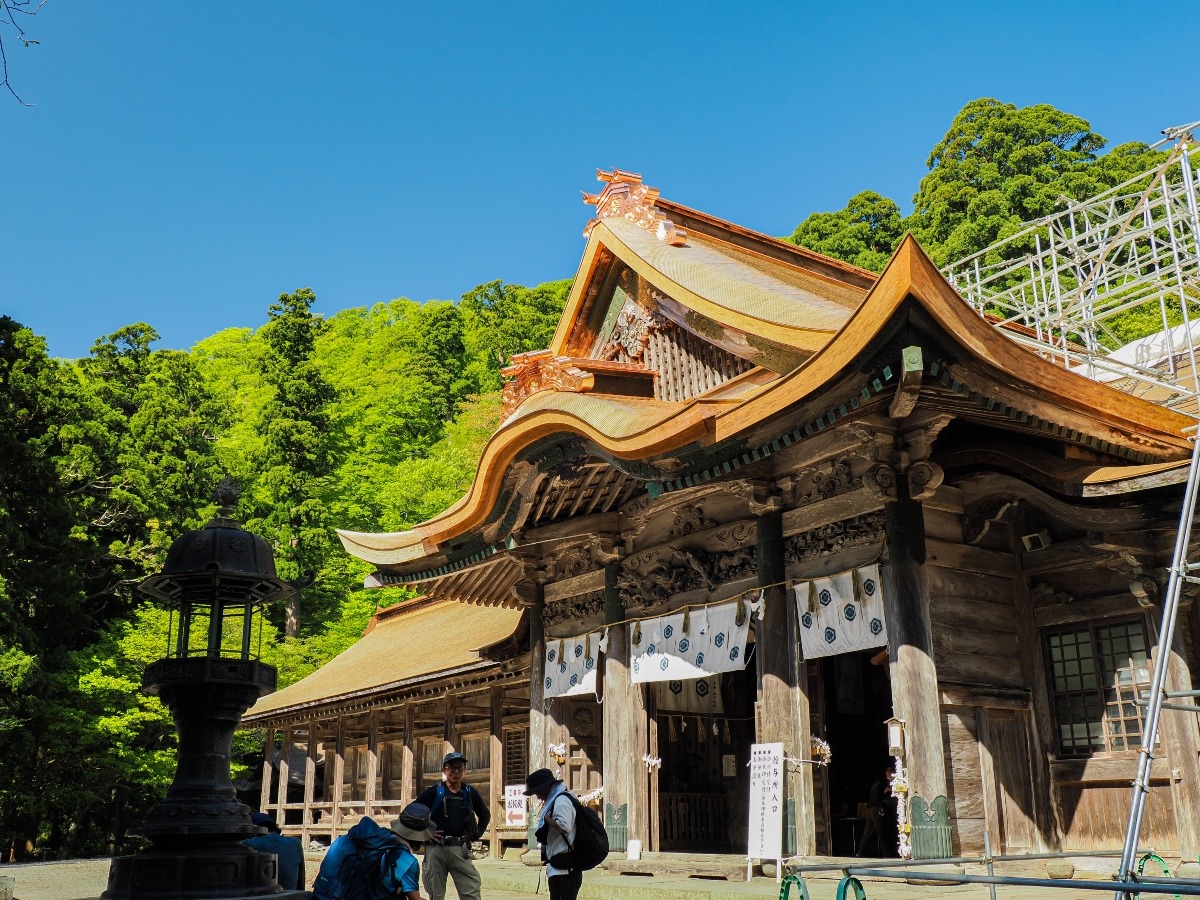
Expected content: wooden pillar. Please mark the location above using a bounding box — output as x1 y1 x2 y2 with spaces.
757 508 812 856
1009 511 1062 850
1158 605 1200 861
365 710 379 820
259 728 276 818
444 695 458 755
601 560 645 851
276 728 292 830
303 721 317 845
529 586 546 849
489 686 504 858
401 704 416 805
881 484 948 804
331 717 346 837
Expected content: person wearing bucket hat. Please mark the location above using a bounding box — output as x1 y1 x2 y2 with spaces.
527 769 582 900
313 803 433 900
415 751 491 900
242 811 305 891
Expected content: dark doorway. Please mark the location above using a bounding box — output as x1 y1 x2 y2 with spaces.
820 649 896 857
654 662 756 852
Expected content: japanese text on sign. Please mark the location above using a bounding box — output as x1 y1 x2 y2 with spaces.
505 784 527 827
747 742 784 861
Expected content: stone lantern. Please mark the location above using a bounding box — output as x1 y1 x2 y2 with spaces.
104 478 308 899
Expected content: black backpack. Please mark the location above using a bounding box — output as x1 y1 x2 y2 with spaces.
547 792 610 872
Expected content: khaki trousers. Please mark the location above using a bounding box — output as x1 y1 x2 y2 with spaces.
422 842 482 900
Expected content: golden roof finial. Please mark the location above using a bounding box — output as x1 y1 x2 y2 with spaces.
582 169 687 246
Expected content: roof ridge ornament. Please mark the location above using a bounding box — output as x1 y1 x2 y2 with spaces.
583 169 687 246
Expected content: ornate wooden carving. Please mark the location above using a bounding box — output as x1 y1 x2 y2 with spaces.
864 465 899 502
1030 582 1075 606
780 457 863 506
724 479 782 515
783 512 886 564
961 497 1016 544
601 298 669 363
582 169 688 245
705 545 758 582
502 353 655 418
617 547 714 609
907 460 944 501
708 520 755 552
544 590 605 627
667 504 716 539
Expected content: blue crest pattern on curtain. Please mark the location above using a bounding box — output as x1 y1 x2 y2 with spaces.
544 630 608 698
630 593 762 685
654 675 725 714
794 564 887 660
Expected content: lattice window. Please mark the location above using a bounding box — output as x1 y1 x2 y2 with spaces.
1045 618 1152 757
504 727 528 786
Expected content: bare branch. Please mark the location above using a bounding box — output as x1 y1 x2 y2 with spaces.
0 0 49 105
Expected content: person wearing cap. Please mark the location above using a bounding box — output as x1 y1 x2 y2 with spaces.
243 811 305 891
312 803 434 900
526 768 580 900
414 751 491 900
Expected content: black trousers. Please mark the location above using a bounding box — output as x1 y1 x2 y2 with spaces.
548 870 582 900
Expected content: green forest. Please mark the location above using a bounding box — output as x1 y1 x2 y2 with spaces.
0 98 1170 861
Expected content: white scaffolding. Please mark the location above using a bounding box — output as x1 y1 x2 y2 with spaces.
942 122 1200 891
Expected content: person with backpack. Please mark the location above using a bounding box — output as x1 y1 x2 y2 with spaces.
312 802 434 900
243 811 305 891
526 767 609 900
414 751 491 900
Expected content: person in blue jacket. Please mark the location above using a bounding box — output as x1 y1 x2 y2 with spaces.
313 802 434 900
244 812 305 891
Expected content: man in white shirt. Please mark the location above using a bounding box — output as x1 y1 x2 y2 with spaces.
525 768 581 900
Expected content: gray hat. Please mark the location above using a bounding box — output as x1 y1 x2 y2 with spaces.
390 802 436 842
443 751 468 768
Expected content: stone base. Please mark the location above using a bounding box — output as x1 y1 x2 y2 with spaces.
103 844 293 899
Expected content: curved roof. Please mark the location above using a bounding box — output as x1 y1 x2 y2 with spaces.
244 599 522 721
340 229 1195 572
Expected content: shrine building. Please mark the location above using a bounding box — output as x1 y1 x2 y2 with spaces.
244 170 1200 862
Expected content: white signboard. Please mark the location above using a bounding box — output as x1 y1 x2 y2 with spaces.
504 784 527 827
747 742 784 866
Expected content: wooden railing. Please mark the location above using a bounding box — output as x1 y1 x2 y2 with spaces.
659 792 729 849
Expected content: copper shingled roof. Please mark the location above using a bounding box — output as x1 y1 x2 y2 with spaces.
244 598 522 721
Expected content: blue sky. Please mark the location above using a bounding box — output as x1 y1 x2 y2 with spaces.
4 2 1197 359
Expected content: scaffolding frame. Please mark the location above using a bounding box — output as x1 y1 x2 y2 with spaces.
941 122 1200 895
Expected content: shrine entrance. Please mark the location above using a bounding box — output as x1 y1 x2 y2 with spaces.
652 663 757 852
815 648 896 858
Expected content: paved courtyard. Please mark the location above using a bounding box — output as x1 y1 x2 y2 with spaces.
0 854 1185 900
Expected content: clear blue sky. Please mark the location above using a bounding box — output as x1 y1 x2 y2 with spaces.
4 2 1197 359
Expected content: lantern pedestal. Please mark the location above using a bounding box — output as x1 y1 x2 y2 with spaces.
103 661 308 899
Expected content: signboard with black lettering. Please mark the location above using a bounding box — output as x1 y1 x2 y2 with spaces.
505 784 527 827
747 741 784 870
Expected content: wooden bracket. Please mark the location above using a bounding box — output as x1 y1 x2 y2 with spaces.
888 346 924 419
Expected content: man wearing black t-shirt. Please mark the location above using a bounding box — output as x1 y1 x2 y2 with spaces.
415 751 491 900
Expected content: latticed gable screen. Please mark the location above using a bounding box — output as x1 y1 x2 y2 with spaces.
504 727 528 786
1045 618 1151 756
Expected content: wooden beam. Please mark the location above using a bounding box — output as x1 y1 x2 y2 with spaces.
882 489 949 806
276 728 292 830
757 509 813 856
365 710 379 820
332 718 346 838
1157 623 1200 859
303 721 317 846
1009 510 1064 849
489 685 503 859
402 705 415 805
260 728 276 820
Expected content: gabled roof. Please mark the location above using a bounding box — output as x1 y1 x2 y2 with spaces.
339 183 1194 580
244 598 522 722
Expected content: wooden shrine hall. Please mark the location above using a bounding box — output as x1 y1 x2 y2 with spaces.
251 170 1200 862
